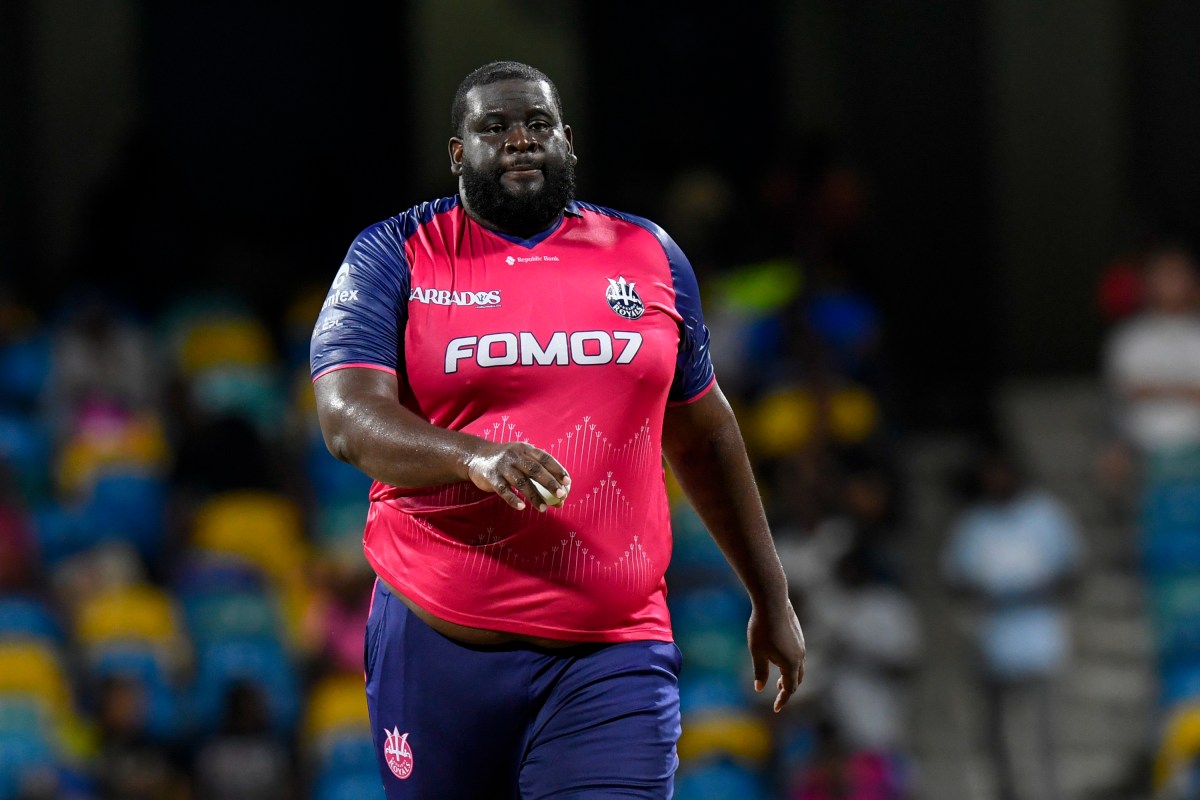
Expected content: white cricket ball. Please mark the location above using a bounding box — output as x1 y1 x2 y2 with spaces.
530 477 566 508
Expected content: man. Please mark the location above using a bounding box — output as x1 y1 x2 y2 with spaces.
310 60 804 799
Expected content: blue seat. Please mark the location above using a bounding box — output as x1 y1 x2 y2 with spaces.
312 732 378 786
1142 481 1200 536
181 589 284 648
674 759 772 800
172 553 269 596
81 470 167 563
0 411 52 501
307 435 372 505
678 672 749 717
0 333 51 413
313 771 386 800
0 597 64 645
189 638 301 736
30 503 91 568
88 643 183 742
0 728 56 800
1160 658 1200 709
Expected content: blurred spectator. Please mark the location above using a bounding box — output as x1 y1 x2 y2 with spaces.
43 292 164 443
941 443 1085 800
1102 243 1200 459
191 679 297 800
1096 251 1145 325
91 673 187 800
0 465 37 592
819 543 922 760
788 715 908 800
301 554 375 676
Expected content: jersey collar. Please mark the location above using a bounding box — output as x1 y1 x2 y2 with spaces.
484 201 583 249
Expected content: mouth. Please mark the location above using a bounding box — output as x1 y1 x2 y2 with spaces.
503 162 542 176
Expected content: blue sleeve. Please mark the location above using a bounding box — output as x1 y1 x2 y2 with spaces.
660 232 716 403
310 220 410 379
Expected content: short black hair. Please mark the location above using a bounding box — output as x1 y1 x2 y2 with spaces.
450 60 563 137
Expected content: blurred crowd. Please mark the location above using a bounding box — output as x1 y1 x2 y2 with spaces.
0 146 929 800
1095 241 1200 799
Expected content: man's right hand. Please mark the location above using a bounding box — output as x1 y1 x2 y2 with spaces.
464 442 571 511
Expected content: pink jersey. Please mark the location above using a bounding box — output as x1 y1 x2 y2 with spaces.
311 197 715 642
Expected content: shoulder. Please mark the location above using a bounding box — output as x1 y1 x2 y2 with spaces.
572 201 696 281
357 196 462 243
572 201 680 249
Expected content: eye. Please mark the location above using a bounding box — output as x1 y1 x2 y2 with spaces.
482 123 504 135
529 120 551 131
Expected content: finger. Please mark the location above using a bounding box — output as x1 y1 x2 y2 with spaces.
518 450 568 506
774 661 802 713
493 478 527 510
752 653 768 693
532 450 571 490
507 473 543 511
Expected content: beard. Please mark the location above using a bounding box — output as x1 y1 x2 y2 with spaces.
461 157 576 235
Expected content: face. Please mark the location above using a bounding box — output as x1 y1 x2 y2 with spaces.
450 78 576 235
1144 249 1199 313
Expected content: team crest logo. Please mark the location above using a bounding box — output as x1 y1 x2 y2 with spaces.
606 276 644 320
384 727 413 779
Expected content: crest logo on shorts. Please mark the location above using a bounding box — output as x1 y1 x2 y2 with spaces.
606 276 644 320
384 727 413 780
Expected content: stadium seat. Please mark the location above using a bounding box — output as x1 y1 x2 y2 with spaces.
307 434 373 506
172 552 269 596
189 364 287 436
1149 574 1200 667
678 671 750 718
1154 699 1200 794
74 583 183 650
313 771 386 800
0 596 64 645
179 317 275 375
54 409 169 498
673 758 772 800
189 637 301 736
678 710 773 766
0 411 52 501
0 642 74 724
79 470 168 563
0 729 57 800
190 490 306 583
181 588 285 648
190 490 312 646
0 331 52 413
303 671 371 748
86 642 184 742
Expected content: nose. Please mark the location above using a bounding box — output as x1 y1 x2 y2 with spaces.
504 124 537 153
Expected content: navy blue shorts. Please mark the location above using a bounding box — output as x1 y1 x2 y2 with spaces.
364 581 682 799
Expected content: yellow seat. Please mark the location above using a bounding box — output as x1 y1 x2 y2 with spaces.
303 671 370 745
192 490 306 581
677 710 772 765
0 642 73 721
55 412 169 496
192 490 313 647
1155 700 1200 792
74 583 181 648
179 317 275 375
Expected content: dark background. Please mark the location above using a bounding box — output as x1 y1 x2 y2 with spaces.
3 0 1200 435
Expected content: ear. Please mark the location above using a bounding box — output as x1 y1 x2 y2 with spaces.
448 138 464 176
564 125 576 164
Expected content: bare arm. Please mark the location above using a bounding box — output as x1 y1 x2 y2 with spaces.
662 382 806 711
313 367 569 510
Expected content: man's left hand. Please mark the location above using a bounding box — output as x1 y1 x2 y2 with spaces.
747 599 806 713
